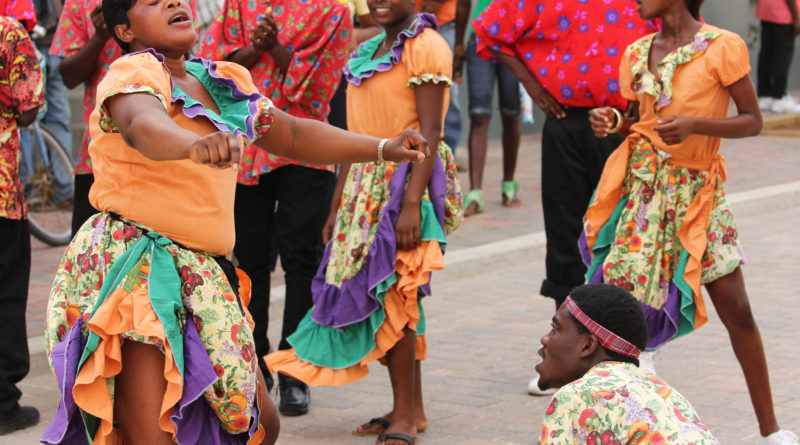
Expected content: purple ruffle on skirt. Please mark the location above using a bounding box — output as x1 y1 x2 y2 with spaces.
310 156 448 329
41 317 261 444
579 230 682 350
41 319 89 445
171 317 261 444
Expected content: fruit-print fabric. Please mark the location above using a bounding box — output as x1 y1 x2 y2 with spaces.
540 361 718 444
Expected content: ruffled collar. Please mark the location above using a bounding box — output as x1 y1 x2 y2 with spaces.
628 26 721 115
344 13 438 86
128 48 263 141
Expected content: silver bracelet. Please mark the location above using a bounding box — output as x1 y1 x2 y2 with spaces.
377 138 390 163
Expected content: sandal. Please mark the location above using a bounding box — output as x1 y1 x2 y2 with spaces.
501 180 521 207
463 189 484 216
377 432 416 445
354 417 390 436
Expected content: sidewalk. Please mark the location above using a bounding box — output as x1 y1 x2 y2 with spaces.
11 130 800 443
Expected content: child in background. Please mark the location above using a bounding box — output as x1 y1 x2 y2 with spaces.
756 0 800 113
41 0 429 442
584 0 797 443
265 1 462 443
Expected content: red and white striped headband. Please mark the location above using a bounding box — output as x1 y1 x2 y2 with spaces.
565 296 641 359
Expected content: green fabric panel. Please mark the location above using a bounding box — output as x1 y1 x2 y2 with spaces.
419 200 447 244
77 232 185 440
674 249 696 337
288 202 442 368
470 0 493 33
179 61 253 135
584 196 629 281
346 33 389 78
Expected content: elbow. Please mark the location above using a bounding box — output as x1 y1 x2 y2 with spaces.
751 113 763 136
59 67 81 89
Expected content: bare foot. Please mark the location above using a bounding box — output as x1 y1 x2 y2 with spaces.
355 411 428 435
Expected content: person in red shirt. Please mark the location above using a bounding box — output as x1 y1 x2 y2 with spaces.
0 5 44 434
198 0 353 417
473 0 657 395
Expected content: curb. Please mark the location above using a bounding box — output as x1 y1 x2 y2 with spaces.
26 180 800 363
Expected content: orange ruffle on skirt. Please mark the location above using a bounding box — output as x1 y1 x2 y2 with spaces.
265 240 443 386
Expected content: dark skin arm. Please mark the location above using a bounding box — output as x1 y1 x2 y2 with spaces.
652 75 762 144
105 92 429 168
785 0 800 36
590 75 762 144
489 49 566 119
419 0 443 14
59 4 111 89
227 13 291 75
452 0 470 83
395 82 445 250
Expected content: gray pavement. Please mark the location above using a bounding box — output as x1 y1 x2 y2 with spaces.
9 130 800 444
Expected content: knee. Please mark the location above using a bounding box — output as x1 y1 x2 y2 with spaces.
721 297 758 333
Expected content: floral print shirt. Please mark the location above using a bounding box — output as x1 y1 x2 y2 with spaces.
199 0 352 183
473 0 657 110
541 361 718 445
0 16 44 220
49 0 121 175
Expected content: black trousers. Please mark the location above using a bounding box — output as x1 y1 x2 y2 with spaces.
0 218 31 416
757 20 796 99
71 173 98 237
539 108 622 304
327 75 348 131
233 165 335 378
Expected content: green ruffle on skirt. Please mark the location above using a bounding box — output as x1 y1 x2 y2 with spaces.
287 201 444 370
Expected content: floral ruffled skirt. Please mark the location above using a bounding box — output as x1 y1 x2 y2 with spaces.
266 142 462 385
42 214 264 444
581 139 745 349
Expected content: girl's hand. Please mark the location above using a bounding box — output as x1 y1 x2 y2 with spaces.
396 204 422 250
653 115 696 145
322 210 337 245
384 130 429 164
188 132 241 169
589 107 618 138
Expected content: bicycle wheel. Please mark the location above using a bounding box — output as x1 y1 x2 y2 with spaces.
19 123 75 246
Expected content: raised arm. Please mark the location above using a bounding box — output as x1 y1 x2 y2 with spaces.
105 93 241 166
59 4 111 88
653 75 762 145
254 109 428 164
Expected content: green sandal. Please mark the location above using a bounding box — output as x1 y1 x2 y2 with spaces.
463 189 484 216
502 180 521 207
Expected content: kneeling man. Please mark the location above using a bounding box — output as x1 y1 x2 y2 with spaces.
536 284 718 444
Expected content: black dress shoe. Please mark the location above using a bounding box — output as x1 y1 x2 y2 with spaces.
0 405 40 436
278 375 310 416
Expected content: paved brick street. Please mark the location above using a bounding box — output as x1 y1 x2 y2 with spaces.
9 131 800 444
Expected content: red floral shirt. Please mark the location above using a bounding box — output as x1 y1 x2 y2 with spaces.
0 16 44 220
474 0 657 110
198 0 352 184
50 0 197 175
